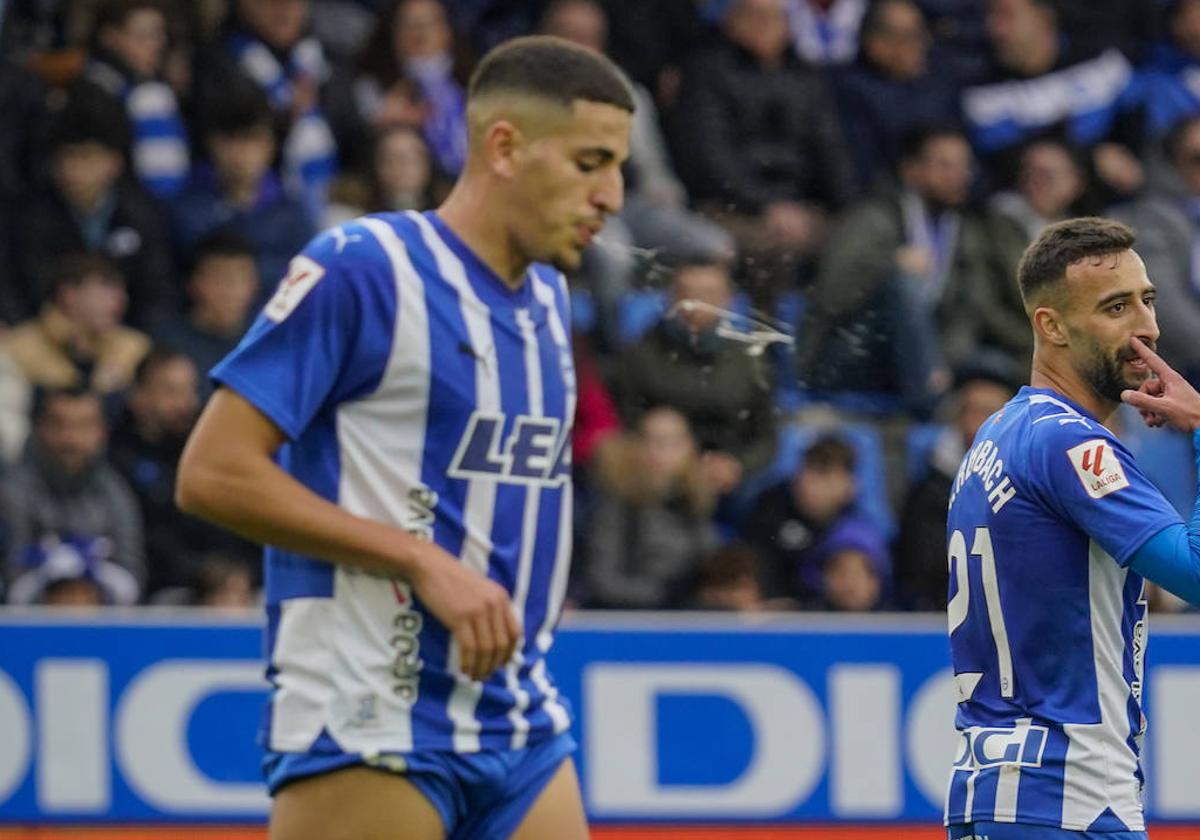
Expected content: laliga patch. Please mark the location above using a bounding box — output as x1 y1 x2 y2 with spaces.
265 255 325 322
1066 439 1130 499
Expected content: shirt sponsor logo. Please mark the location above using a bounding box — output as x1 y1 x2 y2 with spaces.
1066 439 1130 499
448 411 571 486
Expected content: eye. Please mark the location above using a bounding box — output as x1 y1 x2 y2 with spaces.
575 159 600 174
1109 301 1126 314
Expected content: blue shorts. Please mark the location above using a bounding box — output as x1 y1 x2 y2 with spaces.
265 732 577 840
948 822 1147 840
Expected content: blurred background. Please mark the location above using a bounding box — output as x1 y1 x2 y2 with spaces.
3 0 1200 836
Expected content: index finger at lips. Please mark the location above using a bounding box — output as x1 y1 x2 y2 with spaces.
1129 337 1174 378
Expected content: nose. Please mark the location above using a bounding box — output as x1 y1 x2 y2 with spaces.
592 166 624 215
1134 296 1160 345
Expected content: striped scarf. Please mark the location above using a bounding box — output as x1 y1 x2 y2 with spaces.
85 56 190 198
226 31 338 216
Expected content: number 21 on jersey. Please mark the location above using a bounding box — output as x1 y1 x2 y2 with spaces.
949 526 1013 702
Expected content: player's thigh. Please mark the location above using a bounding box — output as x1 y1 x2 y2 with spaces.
270 764 444 840
510 756 588 840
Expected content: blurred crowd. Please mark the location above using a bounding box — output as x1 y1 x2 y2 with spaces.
1 0 1198 613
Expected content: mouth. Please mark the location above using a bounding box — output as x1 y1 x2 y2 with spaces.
574 222 601 248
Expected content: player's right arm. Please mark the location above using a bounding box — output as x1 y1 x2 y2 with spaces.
177 389 518 680
1119 337 1200 606
176 225 518 681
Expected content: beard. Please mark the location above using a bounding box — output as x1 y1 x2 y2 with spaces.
1077 337 1145 403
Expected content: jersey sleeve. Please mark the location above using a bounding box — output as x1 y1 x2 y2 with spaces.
210 222 397 440
1033 419 1183 566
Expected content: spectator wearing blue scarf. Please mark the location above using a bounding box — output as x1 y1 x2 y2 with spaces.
218 0 339 219
171 81 315 311
1140 0 1200 138
354 0 470 178
85 0 190 199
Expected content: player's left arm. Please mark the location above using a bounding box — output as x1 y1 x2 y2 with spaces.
1119 338 1200 605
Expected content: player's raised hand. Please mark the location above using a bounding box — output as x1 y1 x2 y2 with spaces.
408 543 521 681
1120 337 1200 432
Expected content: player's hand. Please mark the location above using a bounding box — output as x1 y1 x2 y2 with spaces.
408 544 521 682
1120 337 1200 432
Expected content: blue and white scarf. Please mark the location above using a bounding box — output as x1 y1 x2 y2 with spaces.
86 57 190 198
226 31 338 216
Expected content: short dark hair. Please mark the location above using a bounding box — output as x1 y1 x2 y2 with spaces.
1016 217 1137 305
468 35 634 113
199 76 274 138
32 386 104 423
51 254 125 296
92 0 165 43
804 434 857 473
189 229 255 274
898 122 966 164
134 347 193 387
860 0 921 39
45 83 131 154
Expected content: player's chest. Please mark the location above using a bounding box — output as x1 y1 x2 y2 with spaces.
424 303 575 423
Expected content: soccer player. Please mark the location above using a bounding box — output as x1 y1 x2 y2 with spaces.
176 36 632 840
944 217 1200 840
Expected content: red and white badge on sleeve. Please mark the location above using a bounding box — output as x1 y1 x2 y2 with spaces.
265 255 326 322
1066 439 1130 499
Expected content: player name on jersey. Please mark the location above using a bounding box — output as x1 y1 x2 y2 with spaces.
949 437 1017 514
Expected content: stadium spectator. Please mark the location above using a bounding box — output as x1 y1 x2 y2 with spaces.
0 255 151 408
109 349 257 599
589 0 704 106
5 535 140 606
16 85 177 330
813 518 890 611
583 406 720 609
961 0 1144 197
192 552 258 607
0 388 145 600
671 0 855 303
615 260 777 494
1112 116 1200 384
795 125 1012 418
198 0 339 215
171 81 315 308
153 231 259 396
832 0 961 193
571 332 621 473
1142 0 1200 139
84 0 190 198
689 541 768 611
785 0 868 66
323 125 443 226
990 139 1092 240
0 54 46 203
894 365 1015 610
354 0 470 178
742 433 888 606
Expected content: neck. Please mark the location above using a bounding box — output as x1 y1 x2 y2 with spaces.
191 309 243 337
1030 357 1118 427
436 177 529 288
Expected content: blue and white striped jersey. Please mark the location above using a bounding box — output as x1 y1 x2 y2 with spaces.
212 210 577 756
944 386 1182 832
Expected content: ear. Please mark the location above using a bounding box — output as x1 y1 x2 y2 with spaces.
481 119 523 179
1032 305 1069 347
